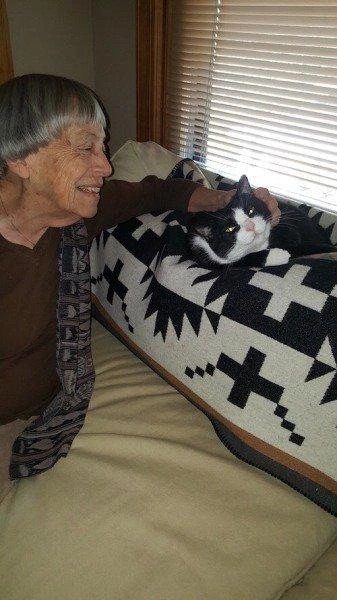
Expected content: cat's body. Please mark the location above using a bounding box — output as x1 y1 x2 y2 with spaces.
187 175 335 268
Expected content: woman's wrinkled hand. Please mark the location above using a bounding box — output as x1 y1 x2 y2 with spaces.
188 184 280 226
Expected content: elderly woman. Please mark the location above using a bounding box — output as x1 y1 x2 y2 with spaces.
0 74 279 479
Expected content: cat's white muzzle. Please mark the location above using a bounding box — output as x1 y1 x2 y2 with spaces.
230 215 271 262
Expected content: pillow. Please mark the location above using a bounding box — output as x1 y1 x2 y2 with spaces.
110 139 213 188
90 154 337 516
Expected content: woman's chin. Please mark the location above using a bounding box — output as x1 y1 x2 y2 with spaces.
65 205 98 223
82 204 99 218
78 204 99 219
75 190 100 217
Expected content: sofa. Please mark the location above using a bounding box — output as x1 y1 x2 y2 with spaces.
0 141 336 600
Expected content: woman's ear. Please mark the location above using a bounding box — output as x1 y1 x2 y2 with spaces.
6 158 30 179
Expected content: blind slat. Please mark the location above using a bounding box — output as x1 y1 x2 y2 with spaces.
165 111 337 158
166 98 337 135
166 86 334 112
166 84 337 117
167 70 337 103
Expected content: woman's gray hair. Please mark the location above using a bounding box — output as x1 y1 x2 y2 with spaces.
0 74 107 179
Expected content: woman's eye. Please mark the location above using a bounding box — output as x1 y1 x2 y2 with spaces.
248 207 255 216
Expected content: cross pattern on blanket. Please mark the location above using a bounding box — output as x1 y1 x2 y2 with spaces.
249 264 331 321
103 260 127 305
185 347 305 446
132 211 172 240
217 273 336 359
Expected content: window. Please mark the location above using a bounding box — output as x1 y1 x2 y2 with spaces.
162 0 337 211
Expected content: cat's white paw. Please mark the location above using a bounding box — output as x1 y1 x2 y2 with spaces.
265 248 291 266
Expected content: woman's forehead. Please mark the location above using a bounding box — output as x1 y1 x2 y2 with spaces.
65 122 105 142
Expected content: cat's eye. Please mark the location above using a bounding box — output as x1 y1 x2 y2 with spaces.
226 225 236 233
248 207 255 216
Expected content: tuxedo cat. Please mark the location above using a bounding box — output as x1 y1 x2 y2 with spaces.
187 175 335 268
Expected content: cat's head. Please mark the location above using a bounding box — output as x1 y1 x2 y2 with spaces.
187 175 272 266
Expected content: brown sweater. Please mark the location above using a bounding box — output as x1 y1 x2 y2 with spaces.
0 177 199 424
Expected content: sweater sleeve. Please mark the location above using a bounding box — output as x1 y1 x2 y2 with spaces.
85 176 199 240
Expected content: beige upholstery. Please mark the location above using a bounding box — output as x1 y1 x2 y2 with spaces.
0 417 33 503
0 319 336 600
282 541 337 599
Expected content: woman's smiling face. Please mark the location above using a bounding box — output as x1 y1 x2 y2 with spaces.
23 121 112 222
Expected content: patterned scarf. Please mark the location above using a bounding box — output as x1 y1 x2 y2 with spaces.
10 221 95 479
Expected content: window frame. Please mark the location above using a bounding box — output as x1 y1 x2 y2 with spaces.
137 0 171 144
0 0 13 84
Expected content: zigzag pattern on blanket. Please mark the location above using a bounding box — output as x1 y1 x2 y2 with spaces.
90 160 337 515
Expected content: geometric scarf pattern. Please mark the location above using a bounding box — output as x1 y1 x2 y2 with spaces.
10 220 95 479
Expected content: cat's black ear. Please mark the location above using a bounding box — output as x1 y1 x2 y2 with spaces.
237 175 253 197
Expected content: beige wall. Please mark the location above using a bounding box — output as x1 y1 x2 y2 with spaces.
92 0 136 153
5 0 137 153
6 0 95 88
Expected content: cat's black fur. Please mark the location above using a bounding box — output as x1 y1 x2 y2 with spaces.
187 175 335 268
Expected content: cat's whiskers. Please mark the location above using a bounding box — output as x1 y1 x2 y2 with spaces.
277 217 302 231
278 220 298 227
279 211 303 222
279 216 302 223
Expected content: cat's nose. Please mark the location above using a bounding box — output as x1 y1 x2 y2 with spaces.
244 220 255 232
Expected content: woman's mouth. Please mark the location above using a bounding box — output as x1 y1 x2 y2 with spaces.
77 185 101 197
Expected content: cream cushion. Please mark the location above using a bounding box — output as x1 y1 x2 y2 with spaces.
110 140 182 182
0 319 336 600
110 139 212 188
282 541 337 599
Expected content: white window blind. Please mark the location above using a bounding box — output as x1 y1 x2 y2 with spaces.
164 0 337 211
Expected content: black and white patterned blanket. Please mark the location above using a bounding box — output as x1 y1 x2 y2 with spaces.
90 161 337 515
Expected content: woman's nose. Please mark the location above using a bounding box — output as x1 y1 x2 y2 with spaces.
94 150 112 178
244 219 255 232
